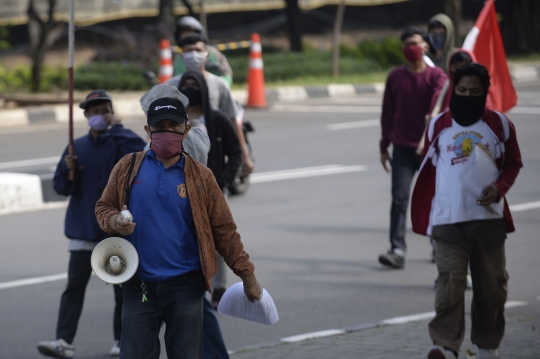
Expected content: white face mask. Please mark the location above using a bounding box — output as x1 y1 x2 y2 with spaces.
183 51 208 70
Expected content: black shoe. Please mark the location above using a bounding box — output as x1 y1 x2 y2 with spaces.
378 251 404 269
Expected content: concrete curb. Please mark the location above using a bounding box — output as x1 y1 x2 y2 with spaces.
0 173 45 215
1 63 539 129
0 83 384 129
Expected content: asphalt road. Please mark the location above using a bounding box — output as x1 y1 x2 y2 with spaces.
1 80 539 358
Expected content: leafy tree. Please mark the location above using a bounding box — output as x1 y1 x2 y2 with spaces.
27 0 63 92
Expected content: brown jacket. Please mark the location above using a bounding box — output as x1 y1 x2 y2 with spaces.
95 151 254 290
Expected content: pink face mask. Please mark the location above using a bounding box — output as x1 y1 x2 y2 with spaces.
150 130 184 159
403 45 424 62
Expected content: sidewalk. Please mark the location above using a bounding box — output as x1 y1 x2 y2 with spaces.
231 313 539 359
1 61 539 129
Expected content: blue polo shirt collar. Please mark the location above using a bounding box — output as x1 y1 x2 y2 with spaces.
146 150 185 170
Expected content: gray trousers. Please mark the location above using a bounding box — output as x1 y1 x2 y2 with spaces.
429 219 508 353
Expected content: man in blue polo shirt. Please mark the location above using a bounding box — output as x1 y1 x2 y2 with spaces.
95 97 261 359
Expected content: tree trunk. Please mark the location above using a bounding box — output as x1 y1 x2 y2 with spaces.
332 1 346 77
27 0 57 93
180 0 195 17
200 0 207 40
158 0 175 42
285 0 303 52
443 0 461 46
498 0 540 55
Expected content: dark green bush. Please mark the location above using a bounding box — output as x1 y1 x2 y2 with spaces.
0 64 67 92
74 62 151 91
228 50 382 84
356 38 404 68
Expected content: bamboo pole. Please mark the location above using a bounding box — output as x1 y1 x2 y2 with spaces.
68 0 75 181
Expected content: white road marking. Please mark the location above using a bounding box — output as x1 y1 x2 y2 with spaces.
0 273 67 290
0 201 67 217
508 106 540 115
250 165 367 184
510 201 540 212
328 120 379 130
0 156 60 170
505 301 528 308
380 311 435 325
281 329 346 343
270 104 381 113
278 300 528 345
514 92 540 98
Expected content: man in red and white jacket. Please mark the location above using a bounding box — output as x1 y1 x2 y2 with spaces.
411 63 522 359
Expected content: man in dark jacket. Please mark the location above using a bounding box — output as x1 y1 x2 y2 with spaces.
37 90 146 359
178 69 242 309
179 70 242 190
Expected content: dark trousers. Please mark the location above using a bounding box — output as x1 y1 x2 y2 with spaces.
203 296 230 359
389 146 421 252
56 250 122 344
429 219 508 353
120 271 206 359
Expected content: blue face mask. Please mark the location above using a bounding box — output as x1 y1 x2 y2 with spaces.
88 115 108 131
429 33 446 51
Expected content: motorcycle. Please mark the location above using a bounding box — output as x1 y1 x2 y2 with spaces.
227 102 254 195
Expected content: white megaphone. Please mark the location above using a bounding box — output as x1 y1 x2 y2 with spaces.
91 237 139 285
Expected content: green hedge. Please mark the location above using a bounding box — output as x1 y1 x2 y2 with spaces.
228 50 383 84
227 38 404 84
0 64 67 92
74 62 150 91
1 37 404 91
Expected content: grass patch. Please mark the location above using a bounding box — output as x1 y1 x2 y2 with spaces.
74 62 150 91
507 53 540 63
230 71 389 90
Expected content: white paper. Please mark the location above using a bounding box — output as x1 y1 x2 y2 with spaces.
217 282 279 325
459 143 504 215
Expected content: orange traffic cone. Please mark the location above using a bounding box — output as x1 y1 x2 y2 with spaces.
159 39 173 84
247 33 266 108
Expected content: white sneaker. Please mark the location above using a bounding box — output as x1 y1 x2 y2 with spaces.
37 339 75 359
109 340 120 356
477 349 499 359
427 345 457 359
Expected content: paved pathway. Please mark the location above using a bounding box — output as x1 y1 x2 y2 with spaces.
232 314 539 358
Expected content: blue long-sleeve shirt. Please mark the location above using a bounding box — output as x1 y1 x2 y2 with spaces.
54 124 146 242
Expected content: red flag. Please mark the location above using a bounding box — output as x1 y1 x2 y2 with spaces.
463 0 517 113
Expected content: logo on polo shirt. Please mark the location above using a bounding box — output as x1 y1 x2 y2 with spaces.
177 183 187 198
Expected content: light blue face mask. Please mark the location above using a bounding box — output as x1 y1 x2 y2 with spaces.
88 115 108 131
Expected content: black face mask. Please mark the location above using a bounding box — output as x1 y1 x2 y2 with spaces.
181 87 202 106
449 92 487 127
429 33 446 51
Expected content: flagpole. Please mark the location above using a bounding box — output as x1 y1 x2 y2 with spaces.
68 0 75 181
